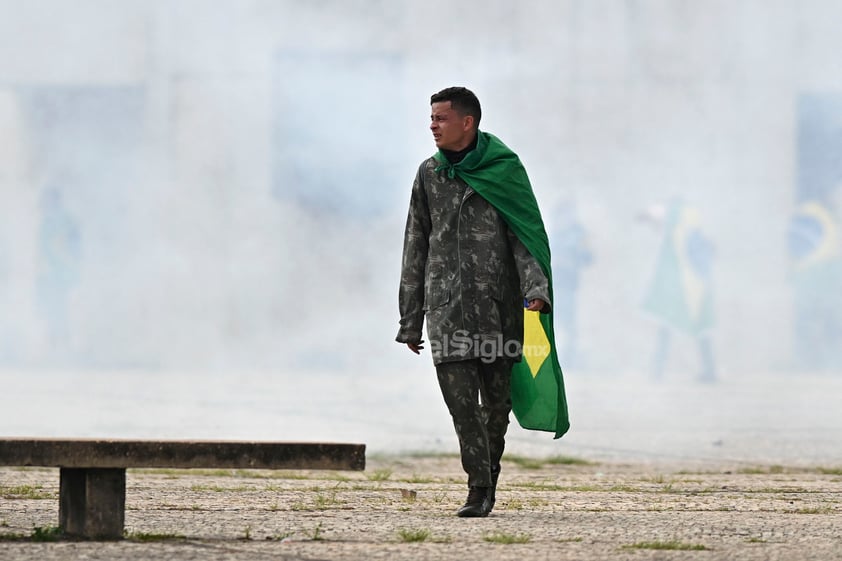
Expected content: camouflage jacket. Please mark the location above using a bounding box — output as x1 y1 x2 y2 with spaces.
397 157 551 365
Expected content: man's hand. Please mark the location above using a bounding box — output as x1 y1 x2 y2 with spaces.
526 299 546 312
407 340 425 354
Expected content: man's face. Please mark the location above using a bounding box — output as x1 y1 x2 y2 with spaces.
430 101 474 151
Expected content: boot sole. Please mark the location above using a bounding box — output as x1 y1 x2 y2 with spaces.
457 510 489 518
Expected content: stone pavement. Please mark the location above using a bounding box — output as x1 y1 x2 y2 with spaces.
1 454 840 560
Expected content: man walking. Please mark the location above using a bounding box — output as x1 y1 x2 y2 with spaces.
397 87 561 517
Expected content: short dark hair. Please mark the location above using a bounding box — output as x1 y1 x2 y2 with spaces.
430 86 481 128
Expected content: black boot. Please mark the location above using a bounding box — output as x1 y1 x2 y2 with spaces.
456 486 491 517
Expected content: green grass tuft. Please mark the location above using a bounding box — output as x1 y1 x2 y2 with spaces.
509 481 640 493
398 474 436 484
397 528 431 542
502 454 593 469
546 455 594 466
1 485 55 500
126 531 186 542
366 468 393 481
31 526 63 542
503 455 546 469
505 498 524 510
738 465 786 475
313 492 342 510
484 531 532 544
789 506 833 514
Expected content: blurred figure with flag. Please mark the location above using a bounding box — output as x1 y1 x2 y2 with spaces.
37 183 81 359
640 199 717 383
788 197 842 370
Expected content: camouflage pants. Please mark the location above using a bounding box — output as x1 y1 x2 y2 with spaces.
435 358 512 487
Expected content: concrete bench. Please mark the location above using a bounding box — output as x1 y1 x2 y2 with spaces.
0 438 366 540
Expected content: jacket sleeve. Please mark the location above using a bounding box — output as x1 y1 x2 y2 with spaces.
396 165 432 343
508 228 553 314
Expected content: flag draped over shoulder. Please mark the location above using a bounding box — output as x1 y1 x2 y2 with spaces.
434 131 570 439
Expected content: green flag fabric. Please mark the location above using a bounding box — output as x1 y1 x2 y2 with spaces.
641 201 715 336
434 131 570 438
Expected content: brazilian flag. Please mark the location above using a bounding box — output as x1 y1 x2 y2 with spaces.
642 201 715 336
434 131 569 438
789 201 839 270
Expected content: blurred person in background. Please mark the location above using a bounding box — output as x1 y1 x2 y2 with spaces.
550 201 593 370
37 183 81 358
788 194 842 371
639 199 717 383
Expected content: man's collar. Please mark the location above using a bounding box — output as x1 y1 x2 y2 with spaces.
439 133 479 164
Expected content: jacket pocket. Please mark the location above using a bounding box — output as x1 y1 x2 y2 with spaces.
472 279 503 335
423 264 448 311
423 287 450 311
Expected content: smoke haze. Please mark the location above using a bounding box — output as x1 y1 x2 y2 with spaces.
1 0 841 464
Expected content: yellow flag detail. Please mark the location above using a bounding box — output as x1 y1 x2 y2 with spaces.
523 310 550 377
